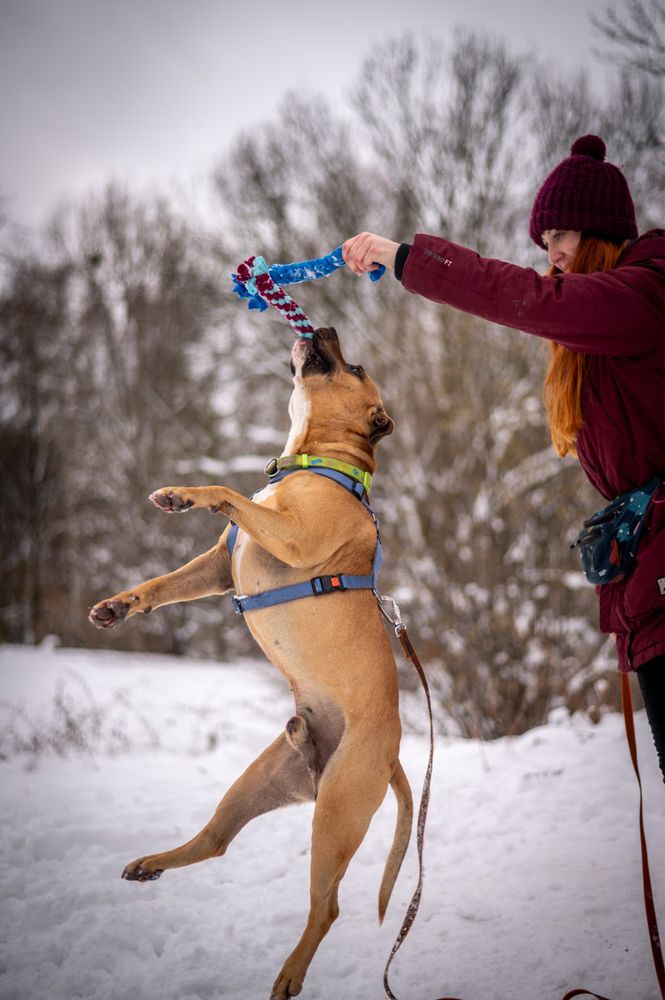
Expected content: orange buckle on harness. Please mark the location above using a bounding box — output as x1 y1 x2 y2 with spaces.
310 575 346 595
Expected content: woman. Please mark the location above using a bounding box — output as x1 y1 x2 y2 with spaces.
343 135 664 778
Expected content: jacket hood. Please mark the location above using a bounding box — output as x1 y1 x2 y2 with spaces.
620 228 665 266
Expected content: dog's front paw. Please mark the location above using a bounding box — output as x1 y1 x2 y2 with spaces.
149 488 194 513
89 598 132 629
122 859 164 883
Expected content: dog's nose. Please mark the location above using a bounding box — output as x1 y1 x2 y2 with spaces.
314 326 338 343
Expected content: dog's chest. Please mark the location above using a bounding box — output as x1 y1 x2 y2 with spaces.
230 483 289 589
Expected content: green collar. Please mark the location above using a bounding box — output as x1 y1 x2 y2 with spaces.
264 454 373 495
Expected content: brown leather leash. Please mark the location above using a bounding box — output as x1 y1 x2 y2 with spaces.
619 671 665 998
378 605 463 1000
557 675 664 1000
378 596 664 1000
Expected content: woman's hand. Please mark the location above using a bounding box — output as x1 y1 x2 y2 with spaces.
342 233 399 275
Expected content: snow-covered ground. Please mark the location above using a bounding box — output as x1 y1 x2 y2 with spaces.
0 643 663 1000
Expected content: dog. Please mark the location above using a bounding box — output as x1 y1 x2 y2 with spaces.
89 327 413 999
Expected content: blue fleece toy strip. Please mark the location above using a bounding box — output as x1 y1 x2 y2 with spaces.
232 246 385 314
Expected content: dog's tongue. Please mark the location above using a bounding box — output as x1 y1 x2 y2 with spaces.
291 337 309 374
291 336 311 370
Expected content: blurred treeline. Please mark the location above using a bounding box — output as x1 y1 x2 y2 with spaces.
1 12 663 736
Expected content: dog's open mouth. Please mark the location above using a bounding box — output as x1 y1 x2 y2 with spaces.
290 333 334 378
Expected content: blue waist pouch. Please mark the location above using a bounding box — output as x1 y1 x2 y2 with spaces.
571 476 662 585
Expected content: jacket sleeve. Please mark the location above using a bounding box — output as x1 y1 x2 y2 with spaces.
401 233 664 356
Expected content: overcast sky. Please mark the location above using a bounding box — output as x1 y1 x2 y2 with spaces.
1 0 613 234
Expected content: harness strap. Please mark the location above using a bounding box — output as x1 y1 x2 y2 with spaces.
226 463 381 615
231 568 378 615
227 522 240 560
225 465 373 561
265 454 373 496
270 465 369 501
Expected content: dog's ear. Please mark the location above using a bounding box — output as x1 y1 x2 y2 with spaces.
368 405 395 446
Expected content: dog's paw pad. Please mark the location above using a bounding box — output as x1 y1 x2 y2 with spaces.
149 490 193 513
122 866 163 882
88 600 130 628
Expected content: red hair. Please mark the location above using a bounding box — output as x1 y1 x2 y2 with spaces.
543 235 628 457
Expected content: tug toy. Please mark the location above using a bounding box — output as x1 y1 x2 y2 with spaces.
232 247 385 339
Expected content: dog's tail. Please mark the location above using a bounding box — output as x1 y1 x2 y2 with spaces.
378 759 413 924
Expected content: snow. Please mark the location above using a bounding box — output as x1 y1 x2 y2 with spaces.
1 643 663 1000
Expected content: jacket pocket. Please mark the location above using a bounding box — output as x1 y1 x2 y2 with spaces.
598 584 618 634
623 527 665 619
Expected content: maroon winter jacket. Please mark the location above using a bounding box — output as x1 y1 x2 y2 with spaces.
398 230 665 671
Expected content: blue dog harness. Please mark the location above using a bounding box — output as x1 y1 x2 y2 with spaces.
227 459 382 615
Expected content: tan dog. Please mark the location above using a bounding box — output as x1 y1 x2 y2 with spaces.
89 328 413 1000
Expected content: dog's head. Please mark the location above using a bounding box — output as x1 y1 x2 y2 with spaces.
286 328 394 459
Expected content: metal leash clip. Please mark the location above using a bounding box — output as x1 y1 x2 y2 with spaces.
373 591 405 636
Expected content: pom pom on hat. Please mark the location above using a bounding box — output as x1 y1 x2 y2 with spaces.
529 134 637 248
570 135 606 160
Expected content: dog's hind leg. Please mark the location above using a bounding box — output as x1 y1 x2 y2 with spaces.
270 731 397 1000
122 731 314 882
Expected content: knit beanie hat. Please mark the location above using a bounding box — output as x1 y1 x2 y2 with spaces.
529 135 637 248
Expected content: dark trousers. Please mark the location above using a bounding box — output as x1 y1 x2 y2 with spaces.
636 654 665 783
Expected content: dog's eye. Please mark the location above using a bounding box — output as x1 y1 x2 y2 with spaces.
347 365 365 379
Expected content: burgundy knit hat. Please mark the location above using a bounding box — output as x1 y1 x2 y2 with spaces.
529 135 637 248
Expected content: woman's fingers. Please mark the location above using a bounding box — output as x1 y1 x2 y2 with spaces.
342 233 399 274
342 233 370 273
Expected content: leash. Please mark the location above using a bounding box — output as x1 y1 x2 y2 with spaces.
375 595 464 1000
232 246 384 337
374 599 663 1000
552 679 664 1000
620 671 665 998
558 679 665 1000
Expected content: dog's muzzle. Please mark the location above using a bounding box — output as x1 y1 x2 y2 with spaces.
291 330 336 377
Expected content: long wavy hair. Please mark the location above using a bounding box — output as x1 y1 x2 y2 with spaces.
543 234 629 457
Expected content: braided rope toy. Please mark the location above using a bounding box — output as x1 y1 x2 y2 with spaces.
232 247 385 339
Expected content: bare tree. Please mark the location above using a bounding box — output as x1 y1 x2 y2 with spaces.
5 26 660 735
351 31 531 251
0 186 231 656
0 256 72 642
592 0 665 77
530 22 664 238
